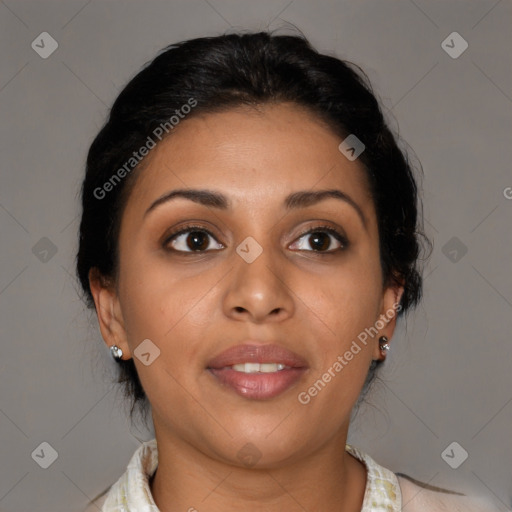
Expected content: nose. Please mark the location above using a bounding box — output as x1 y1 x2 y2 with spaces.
222 242 295 324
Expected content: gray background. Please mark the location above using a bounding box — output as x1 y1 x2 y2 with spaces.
1 1 511 511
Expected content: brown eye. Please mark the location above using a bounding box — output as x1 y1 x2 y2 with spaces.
290 226 348 253
307 232 332 251
164 226 224 253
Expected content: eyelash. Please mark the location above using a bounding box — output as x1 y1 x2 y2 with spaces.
163 223 349 255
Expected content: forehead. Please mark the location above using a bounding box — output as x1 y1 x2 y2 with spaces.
124 103 373 215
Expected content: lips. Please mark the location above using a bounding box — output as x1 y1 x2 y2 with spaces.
207 343 308 400
207 343 308 369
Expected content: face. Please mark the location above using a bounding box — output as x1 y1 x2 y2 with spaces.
91 103 402 467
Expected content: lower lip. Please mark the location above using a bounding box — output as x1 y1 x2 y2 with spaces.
208 367 307 400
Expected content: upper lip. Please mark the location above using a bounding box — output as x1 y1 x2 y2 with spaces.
207 342 308 369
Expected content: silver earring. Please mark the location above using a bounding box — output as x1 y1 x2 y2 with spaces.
379 336 390 353
110 345 123 361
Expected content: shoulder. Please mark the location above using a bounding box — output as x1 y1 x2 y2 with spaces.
82 439 158 511
397 473 504 512
83 489 109 512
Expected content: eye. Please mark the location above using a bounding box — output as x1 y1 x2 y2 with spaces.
163 224 224 253
163 224 348 254
290 225 348 253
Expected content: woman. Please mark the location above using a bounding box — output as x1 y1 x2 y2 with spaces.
77 31 500 511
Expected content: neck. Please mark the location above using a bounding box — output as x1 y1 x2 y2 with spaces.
149 430 367 512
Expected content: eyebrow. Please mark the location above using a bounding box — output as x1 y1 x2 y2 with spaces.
144 188 367 229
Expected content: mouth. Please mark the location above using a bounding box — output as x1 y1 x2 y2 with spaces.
206 343 308 400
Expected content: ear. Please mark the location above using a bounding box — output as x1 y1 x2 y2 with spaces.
371 282 405 361
88 268 132 360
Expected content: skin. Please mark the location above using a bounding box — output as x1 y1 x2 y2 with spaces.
90 102 404 511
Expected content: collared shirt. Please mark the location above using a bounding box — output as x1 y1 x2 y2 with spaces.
85 438 503 512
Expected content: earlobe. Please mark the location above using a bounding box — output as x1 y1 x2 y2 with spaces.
88 268 131 359
372 284 405 361
382 283 404 329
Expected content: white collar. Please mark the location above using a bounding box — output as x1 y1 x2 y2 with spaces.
100 439 402 511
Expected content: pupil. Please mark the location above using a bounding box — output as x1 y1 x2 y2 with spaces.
310 232 329 251
187 231 208 251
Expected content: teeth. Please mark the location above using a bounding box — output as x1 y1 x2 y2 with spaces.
260 363 286 373
236 362 260 373
231 363 286 373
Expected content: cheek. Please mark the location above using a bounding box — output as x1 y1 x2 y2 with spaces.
117 255 210 416
319 251 382 339
300 251 383 410
118 251 223 391
118 247 202 339
294 264 382 426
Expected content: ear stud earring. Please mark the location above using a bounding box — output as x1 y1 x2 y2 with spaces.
110 345 123 361
379 336 390 353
